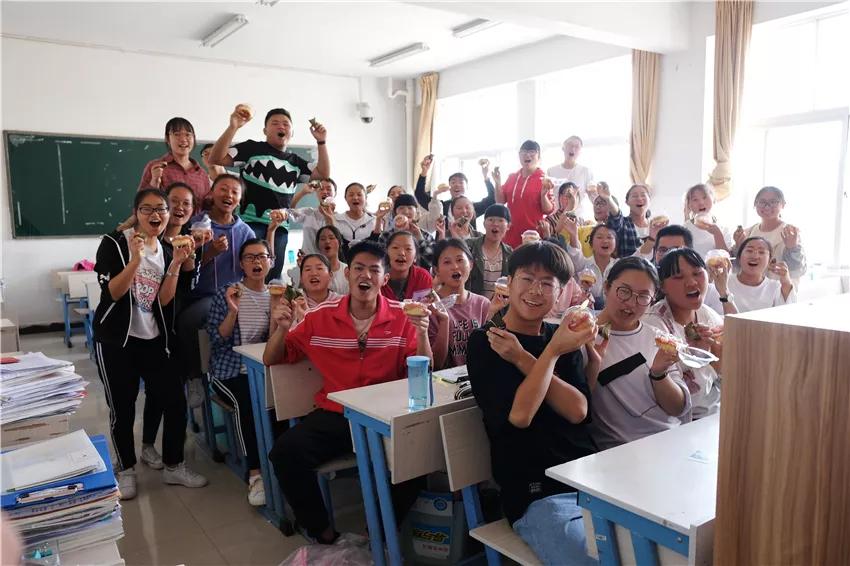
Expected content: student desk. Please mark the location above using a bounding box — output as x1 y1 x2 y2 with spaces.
53 270 97 347
232 343 292 533
328 378 476 566
546 415 718 566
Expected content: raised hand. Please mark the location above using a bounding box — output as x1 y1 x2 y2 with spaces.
230 104 252 129
225 284 242 312
309 120 327 143
781 224 800 249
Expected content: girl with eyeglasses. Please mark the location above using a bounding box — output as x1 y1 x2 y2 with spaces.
206 238 276 507
733 186 806 281
93 188 208 502
645 248 723 419
588 257 691 450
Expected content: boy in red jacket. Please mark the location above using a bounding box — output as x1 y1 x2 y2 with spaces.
263 240 432 543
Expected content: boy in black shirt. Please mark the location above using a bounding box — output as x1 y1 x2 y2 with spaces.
467 241 600 565
209 105 330 279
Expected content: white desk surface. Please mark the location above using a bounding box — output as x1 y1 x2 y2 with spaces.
328 377 469 426
61 540 124 566
1 318 16 328
546 414 718 535
233 342 266 364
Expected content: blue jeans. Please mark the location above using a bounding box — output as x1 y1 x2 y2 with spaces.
513 493 598 566
248 222 287 281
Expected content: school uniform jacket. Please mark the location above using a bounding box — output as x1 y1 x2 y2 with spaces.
465 236 513 297
93 230 182 352
277 294 419 413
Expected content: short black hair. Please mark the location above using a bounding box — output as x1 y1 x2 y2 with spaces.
558 181 578 197
449 195 472 215
134 188 167 210
212 173 242 191
299 253 331 275
344 182 365 197
448 172 468 184
265 108 292 125
387 185 403 196
393 194 418 212
484 203 511 222
653 225 694 260
605 256 660 294
200 143 214 153
587 224 617 255
507 241 573 285
754 186 785 205
386 230 416 257
164 117 195 149
347 240 389 272
657 247 706 282
319 178 338 193
239 238 271 259
433 238 473 264
519 139 541 153
736 236 773 259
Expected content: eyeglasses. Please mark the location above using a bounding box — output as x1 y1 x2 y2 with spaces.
519 150 538 156
515 275 560 296
615 285 654 306
756 199 782 208
242 253 273 262
137 206 168 215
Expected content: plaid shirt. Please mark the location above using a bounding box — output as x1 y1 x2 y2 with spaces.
606 211 643 258
369 228 436 272
206 285 268 379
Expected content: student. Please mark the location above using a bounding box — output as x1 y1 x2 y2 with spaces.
563 222 618 308
263 240 432 544
589 258 691 450
497 140 555 247
727 237 796 312
141 182 198 469
645 248 724 419
294 254 341 314
287 178 337 255
383 185 405 231
414 154 495 225
605 183 656 257
428 239 492 369
733 186 806 281
200 143 228 184
440 196 483 240
547 136 596 219
466 204 513 299
380 231 433 301
370 194 436 270
466 241 598 565
138 117 211 213
334 182 375 252
206 239 274 506
93 189 207 500
176 174 254 403
682 183 733 258
209 105 330 280
289 226 349 295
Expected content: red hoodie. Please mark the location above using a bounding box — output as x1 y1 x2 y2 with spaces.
279 294 418 412
380 265 433 301
503 168 546 247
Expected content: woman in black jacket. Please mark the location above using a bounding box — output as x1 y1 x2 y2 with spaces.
93 188 207 500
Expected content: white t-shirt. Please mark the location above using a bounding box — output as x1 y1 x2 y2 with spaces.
727 275 796 313
645 300 723 420
287 207 328 255
743 222 806 281
124 229 164 340
685 219 733 259
547 163 594 219
590 322 692 451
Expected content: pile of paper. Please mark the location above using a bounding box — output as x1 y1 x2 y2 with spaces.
1 430 123 556
0 352 87 425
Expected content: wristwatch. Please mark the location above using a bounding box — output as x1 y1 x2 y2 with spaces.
719 293 734 304
648 369 668 381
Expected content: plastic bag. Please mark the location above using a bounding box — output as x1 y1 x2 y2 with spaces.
279 533 373 566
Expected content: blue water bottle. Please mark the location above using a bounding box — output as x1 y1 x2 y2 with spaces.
286 249 296 266
407 356 432 411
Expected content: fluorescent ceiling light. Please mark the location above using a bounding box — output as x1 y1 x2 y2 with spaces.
256 0 280 6
369 43 429 68
201 14 249 48
452 18 500 39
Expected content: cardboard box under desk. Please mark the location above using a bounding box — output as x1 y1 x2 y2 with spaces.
1 414 71 448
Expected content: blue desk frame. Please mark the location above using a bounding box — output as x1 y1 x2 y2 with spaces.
578 491 690 566
343 407 401 566
62 293 87 348
239 354 294 534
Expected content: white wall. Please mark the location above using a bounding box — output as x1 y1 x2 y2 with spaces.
0 38 407 326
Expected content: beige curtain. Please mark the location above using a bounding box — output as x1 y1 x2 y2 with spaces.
629 50 661 185
413 72 439 190
708 0 754 200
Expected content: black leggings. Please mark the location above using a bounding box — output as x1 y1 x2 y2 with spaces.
95 337 186 470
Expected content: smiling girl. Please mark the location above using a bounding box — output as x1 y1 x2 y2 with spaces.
334 183 376 252
606 184 658 257
94 189 207 501
289 226 349 295
727 237 796 312
589 257 691 450
682 184 733 258
467 204 514 298
563 223 619 307
380 231 433 301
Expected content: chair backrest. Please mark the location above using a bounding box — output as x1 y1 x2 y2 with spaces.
85 281 101 312
269 360 323 421
439 406 492 492
198 330 211 374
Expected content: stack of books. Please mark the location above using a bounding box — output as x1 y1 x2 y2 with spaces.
0 352 87 426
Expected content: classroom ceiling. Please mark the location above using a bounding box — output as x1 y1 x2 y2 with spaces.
0 1 555 78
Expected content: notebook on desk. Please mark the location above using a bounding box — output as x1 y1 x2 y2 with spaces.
433 365 468 384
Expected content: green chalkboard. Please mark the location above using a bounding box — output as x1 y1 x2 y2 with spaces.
3 131 316 238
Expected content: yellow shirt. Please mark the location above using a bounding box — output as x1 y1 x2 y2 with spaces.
560 224 596 257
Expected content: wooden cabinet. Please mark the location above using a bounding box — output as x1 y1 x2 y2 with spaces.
715 294 850 565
